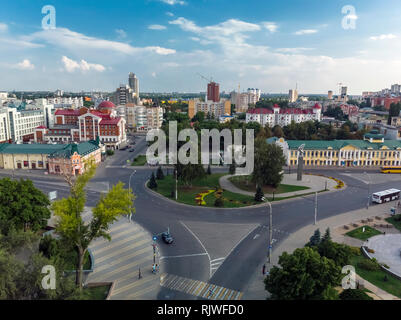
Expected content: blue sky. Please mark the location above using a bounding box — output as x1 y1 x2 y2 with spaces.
1 0 401 94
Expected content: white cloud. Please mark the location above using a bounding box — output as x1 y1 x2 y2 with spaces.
166 12 174 17
61 56 105 73
276 47 315 54
370 34 397 41
151 72 157 78
159 0 186 5
14 59 35 70
23 27 175 56
0 23 8 32
294 29 318 35
148 24 167 30
262 22 278 33
115 29 127 39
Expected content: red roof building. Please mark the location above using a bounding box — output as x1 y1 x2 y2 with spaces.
35 106 126 149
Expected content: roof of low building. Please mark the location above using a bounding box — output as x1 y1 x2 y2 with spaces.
0 140 100 157
284 139 401 151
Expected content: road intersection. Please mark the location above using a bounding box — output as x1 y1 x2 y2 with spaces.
2 134 401 300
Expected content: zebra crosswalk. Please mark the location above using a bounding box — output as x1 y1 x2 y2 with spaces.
160 273 243 300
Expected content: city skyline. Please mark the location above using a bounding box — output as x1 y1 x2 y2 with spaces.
1 0 401 94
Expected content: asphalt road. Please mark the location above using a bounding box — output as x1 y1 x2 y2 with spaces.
3 135 401 300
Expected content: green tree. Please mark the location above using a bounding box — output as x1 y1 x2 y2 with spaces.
252 138 286 188
306 229 321 247
265 247 341 300
149 172 158 189
192 111 205 123
254 186 264 202
339 289 373 300
316 240 353 267
273 125 284 138
0 178 50 234
175 163 206 187
207 165 212 175
52 162 135 289
156 166 165 180
322 228 331 242
229 163 236 175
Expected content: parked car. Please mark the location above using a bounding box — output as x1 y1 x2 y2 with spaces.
161 232 174 244
129 149 135 152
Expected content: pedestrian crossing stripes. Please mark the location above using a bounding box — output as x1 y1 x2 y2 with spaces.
160 273 243 300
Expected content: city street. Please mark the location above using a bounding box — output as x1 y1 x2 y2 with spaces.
2 135 401 300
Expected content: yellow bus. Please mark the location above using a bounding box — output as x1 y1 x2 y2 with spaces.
381 166 401 173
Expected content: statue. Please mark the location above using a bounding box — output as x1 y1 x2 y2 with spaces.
297 144 305 181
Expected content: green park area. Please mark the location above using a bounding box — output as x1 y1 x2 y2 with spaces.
346 226 383 241
386 214 401 231
83 285 111 300
131 155 147 166
150 173 258 208
229 175 310 194
350 250 401 298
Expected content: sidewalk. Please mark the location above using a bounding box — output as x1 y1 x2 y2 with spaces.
242 203 400 300
219 173 338 198
83 208 161 300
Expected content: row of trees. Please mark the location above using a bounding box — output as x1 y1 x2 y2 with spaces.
265 229 372 300
0 161 135 299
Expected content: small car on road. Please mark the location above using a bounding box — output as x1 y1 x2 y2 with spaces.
161 232 174 244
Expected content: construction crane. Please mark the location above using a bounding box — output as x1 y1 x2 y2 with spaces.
197 73 215 83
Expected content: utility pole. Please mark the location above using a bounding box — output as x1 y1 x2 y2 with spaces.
128 170 137 222
314 192 318 225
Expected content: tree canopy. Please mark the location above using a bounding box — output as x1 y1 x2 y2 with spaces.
0 178 50 234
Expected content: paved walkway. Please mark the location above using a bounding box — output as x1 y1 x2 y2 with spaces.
83 208 161 300
242 202 400 300
219 173 338 198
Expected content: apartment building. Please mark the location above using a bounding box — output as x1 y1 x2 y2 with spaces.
246 104 322 127
188 99 231 119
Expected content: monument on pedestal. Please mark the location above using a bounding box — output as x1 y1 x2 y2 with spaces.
297 144 305 181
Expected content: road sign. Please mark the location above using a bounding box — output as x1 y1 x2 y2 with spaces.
48 191 57 201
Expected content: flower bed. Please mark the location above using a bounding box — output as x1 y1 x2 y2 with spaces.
195 190 215 206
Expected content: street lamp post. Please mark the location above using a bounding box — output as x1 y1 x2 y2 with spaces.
314 192 318 225
128 170 137 222
365 172 371 210
175 168 178 201
267 201 273 265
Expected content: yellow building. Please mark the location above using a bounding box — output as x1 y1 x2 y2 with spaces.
274 132 401 168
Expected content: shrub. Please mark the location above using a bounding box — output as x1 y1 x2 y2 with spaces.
106 149 114 156
156 166 165 180
148 172 158 189
39 234 59 259
358 258 380 271
349 246 361 256
339 289 373 300
214 197 224 207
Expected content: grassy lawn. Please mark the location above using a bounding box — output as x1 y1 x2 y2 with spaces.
386 215 401 231
346 226 383 241
151 173 258 208
350 252 401 298
84 285 110 300
131 155 147 166
229 175 310 194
